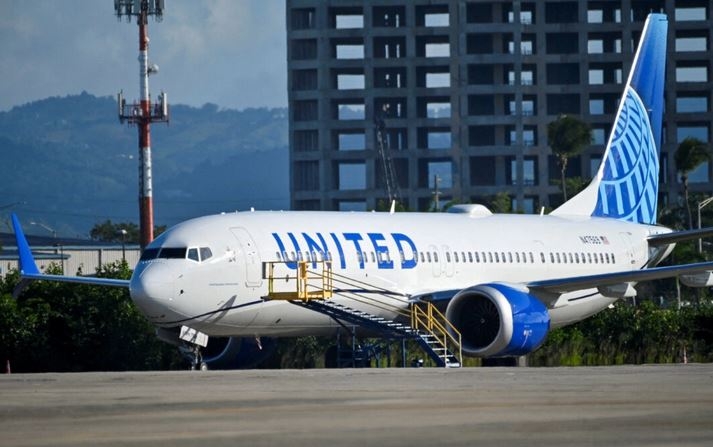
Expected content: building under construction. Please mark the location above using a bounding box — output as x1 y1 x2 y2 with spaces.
286 0 713 212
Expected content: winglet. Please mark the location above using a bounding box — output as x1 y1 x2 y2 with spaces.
11 213 40 275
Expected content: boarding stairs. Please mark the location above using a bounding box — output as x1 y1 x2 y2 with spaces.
263 260 461 368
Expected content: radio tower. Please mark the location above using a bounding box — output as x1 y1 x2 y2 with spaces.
115 0 169 249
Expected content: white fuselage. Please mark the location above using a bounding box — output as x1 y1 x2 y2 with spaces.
129 210 668 337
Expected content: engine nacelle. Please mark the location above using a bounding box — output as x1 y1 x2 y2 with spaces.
445 283 550 357
680 271 713 288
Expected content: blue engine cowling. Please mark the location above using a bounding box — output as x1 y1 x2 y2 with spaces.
445 283 550 357
201 337 276 369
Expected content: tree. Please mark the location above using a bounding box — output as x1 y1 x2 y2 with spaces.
674 137 710 230
90 220 166 244
547 115 592 202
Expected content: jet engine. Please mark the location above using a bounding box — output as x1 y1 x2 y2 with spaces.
201 336 276 369
445 283 550 357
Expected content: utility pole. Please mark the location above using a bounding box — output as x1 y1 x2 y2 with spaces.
432 174 441 211
115 0 169 249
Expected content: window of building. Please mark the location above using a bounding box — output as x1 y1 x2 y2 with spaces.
335 102 365 120
292 69 317 91
334 41 364 59
426 130 451 149
426 72 450 88
468 126 496 147
374 67 406 88
291 8 315 30
374 36 406 59
373 6 406 27
466 34 493 54
675 7 706 22
588 39 604 54
470 156 496 186
337 162 366 190
334 13 363 29
676 66 708 83
676 36 708 52
426 101 451 119
427 160 453 188
677 125 709 143
291 39 317 60
676 95 708 113
336 73 365 90
589 98 604 115
337 132 366 151
294 100 318 121
337 200 367 211
294 161 320 191
294 130 318 152
425 43 450 58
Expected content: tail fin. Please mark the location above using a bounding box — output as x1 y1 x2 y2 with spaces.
11 213 40 275
551 13 668 225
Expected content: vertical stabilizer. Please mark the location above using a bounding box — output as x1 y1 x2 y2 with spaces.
551 13 667 224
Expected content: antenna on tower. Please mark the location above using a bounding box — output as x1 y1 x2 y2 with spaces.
115 0 169 249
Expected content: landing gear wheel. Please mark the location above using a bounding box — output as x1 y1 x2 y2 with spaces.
200 362 208 371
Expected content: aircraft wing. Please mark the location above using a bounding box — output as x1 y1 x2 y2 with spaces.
527 261 713 294
10 213 130 298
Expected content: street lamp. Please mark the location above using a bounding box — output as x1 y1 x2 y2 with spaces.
118 228 128 262
697 196 713 252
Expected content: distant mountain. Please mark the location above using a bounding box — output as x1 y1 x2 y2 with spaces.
0 92 288 238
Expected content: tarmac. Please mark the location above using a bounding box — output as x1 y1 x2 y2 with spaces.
0 364 712 447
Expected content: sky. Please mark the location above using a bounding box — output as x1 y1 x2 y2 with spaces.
0 0 287 111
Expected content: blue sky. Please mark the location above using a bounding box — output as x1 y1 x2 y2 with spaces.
0 0 287 111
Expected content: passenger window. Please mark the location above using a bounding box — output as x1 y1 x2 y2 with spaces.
468 252 473 263
200 247 213 261
540 252 545 263
612 254 616 263
187 248 199 262
454 252 459 263
549 253 555 263
446 252 451 262
427 252 432 263
434 253 439 262
420 252 425 263
529 253 534 263
508 252 513 263
494 252 500 263
371 252 376 263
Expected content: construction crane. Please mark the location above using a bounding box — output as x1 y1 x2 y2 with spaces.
374 104 401 206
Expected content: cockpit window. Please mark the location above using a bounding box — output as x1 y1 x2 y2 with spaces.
140 248 160 261
200 247 213 261
187 248 200 262
160 247 187 259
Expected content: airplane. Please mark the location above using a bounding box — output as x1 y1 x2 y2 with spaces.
10 13 713 369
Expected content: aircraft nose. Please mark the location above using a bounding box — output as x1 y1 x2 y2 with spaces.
130 262 177 320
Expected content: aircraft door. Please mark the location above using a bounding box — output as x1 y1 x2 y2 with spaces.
442 245 454 277
428 244 441 277
230 227 263 288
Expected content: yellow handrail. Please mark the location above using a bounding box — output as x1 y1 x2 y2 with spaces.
265 260 333 301
411 302 462 366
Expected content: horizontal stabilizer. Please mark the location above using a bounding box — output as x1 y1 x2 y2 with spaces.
10 213 130 298
647 227 713 246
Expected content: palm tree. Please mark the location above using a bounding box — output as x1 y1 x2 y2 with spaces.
547 115 592 202
674 137 710 230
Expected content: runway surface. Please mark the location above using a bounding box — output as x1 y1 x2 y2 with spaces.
1 364 712 446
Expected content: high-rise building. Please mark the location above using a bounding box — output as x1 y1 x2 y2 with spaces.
286 0 712 213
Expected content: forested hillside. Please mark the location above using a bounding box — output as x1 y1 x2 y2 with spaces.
0 92 289 237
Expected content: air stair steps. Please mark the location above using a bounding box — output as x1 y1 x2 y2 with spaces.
292 300 460 368
264 260 461 368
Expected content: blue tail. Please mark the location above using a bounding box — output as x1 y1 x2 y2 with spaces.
11 213 40 275
552 13 667 225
